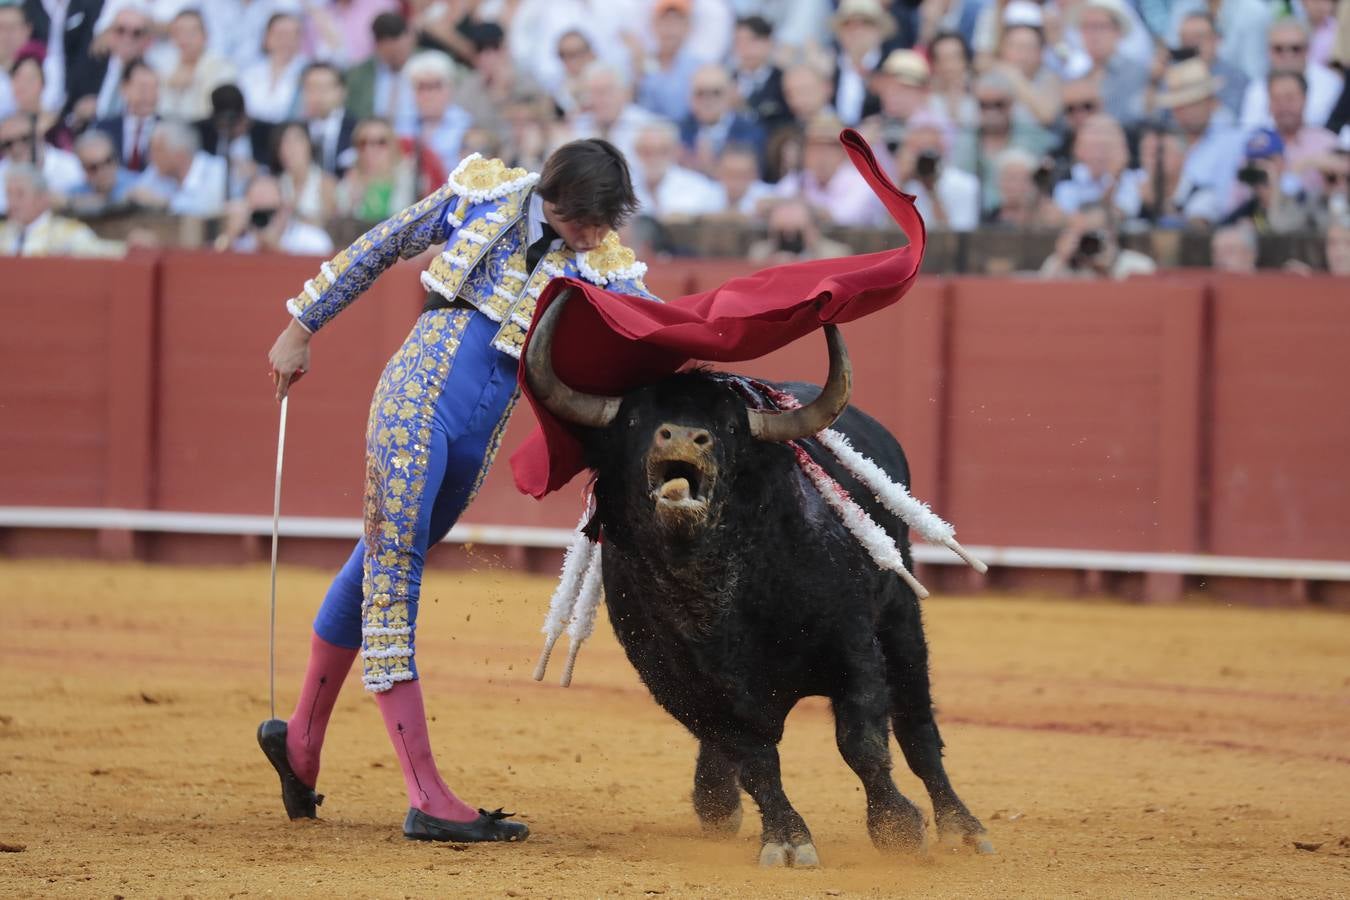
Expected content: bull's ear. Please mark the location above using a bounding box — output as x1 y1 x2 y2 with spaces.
746 325 852 442
525 288 622 429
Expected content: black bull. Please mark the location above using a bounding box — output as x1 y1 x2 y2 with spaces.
526 297 990 866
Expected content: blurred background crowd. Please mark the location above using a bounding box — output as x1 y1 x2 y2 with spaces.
1 0 1348 276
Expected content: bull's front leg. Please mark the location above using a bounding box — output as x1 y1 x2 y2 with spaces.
692 742 742 836
736 745 819 867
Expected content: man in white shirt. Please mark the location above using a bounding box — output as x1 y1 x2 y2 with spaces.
1239 19 1344 129
631 118 722 218
126 119 225 216
894 112 980 232
0 111 82 214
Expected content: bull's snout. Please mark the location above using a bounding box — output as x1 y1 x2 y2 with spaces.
654 424 713 449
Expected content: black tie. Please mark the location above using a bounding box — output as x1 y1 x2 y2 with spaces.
526 222 559 274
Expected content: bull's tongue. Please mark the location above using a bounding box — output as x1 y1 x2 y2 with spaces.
659 477 692 502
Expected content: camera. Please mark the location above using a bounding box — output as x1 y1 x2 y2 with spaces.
773 229 805 254
915 150 940 180
1075 230 1105 260
1237 165 1268 187
1033 160 1056 194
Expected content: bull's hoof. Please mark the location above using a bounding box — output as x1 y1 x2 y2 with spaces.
967 834 996 855
936 806 992 853
758 840 820 868
699 803 742 838
867 803 927 853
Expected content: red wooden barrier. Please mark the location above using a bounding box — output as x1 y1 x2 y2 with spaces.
2 254 1348 596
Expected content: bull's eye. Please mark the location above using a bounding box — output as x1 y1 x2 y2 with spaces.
693 432 710 446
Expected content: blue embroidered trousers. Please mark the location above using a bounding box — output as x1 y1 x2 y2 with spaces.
312 308 518 691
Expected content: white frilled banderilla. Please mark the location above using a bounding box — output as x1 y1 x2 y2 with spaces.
532 385 988 687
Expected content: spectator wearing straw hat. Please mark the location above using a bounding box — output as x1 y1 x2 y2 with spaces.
1220 126 1319 233
829 0 894 126
1238 19 1344 131
1155 57 1244 223
862 48 951 154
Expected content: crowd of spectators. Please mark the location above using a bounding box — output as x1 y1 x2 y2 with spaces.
0 0 1348 276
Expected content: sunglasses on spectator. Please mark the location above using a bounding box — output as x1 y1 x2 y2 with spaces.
82 155 116 172
0 135 34 152
357 136 392 148
978 98 1011 110
1065 100 1099 114
1270 43 1307 54
114 25 148 38
1325 172 1347 185
694 87 725 98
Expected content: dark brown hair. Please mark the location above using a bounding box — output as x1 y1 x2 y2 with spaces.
536 138 640 228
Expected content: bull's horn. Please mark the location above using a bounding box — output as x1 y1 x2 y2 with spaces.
525 288 622 429
747 325 852 442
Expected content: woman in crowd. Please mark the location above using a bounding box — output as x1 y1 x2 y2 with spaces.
10 53 72 150
928 31 977 132
334 117 415 222
273 120 337 226
240 12 307 123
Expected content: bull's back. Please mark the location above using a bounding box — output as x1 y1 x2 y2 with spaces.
771 380 911 489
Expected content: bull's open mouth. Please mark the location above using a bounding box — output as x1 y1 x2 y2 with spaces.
649 458 713 515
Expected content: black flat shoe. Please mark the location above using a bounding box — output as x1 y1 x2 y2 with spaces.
256 718 323 820
403 807 530 843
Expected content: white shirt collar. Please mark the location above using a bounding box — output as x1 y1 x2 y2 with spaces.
527 190 559 248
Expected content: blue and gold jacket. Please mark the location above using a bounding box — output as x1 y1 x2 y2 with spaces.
286 154 657 357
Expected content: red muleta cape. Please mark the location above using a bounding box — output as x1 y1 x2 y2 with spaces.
510 128 928 498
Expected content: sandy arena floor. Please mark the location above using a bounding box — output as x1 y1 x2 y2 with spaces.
1 559 1348 899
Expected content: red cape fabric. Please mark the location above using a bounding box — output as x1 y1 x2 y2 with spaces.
510 128 928 498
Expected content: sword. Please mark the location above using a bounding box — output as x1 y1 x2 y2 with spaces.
268 394 289 721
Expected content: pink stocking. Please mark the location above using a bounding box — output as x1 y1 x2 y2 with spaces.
285 632 358 788
375 679 476 822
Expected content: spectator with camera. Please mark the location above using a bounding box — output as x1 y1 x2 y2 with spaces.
747 196 850 263
894 110 980 232
1221 127 1319 233
215 171 334 255
986 147 1065 229
1039 201 1157 279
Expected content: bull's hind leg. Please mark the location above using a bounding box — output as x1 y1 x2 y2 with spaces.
832 648 927 852
737 745 818 867
692 742 742 836
879 604 994 854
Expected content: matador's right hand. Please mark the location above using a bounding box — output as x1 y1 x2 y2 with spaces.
268 318 312 401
